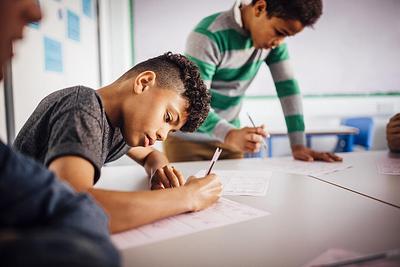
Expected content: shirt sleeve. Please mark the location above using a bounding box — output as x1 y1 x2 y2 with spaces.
45 108 104 181
185 30 237 141
0 142 109 238
266 43 306 147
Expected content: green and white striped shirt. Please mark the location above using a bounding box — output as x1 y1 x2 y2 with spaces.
174 1 305 146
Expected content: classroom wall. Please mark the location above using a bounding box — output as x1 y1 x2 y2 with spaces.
11 0 100 134
99 0 132 85
134 0 400 96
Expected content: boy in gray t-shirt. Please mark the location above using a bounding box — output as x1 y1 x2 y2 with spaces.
14 53 223 233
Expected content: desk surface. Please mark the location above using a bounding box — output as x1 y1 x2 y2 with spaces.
269 125 359 136
98 156 400 267
311 150 400 208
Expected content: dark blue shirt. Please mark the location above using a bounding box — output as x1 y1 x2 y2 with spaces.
0 141 120 266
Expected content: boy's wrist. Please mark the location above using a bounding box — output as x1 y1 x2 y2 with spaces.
181 183 197 212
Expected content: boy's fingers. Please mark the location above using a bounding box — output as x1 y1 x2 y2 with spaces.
163 165 180 187
156 169 171 188
245 142 260 152
246 126 267 137
328 153 343 161
318 153 334 162
151 181 164 190
294 152 313 162
245 133 263 143
172 167 185 186
388 121 400 129
256 126 268 137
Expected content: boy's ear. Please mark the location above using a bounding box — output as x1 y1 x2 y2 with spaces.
253 0 267 17
133 71 156 94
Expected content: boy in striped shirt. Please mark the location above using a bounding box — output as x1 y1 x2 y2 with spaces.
164 0 342 163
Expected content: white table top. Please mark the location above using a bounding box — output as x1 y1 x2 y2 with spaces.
269 125 359 136
98 154 400 267
311 150 400 208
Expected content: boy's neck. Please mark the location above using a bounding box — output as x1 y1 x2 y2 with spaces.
96 84 123 128
240 4 254 33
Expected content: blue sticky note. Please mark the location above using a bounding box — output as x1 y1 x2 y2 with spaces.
44 37 63 72
67 10 80 41
82 0 92 17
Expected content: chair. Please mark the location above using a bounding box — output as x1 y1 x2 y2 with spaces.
335 117 374 152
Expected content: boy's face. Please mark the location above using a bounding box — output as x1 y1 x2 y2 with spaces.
244 1 304 49
120 81 189 147
0 0 42 80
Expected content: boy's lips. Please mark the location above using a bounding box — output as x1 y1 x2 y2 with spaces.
144 135 155 146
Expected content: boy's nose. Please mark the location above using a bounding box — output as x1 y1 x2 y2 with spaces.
156 127 169 141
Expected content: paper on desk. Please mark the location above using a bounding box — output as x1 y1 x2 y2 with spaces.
195 170 272 196
112 198 269 249
262 157 352 176
303 248 399 267
376 156 400 175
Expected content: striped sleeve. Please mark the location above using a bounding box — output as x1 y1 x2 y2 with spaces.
266 43 306 146
185 26 236 141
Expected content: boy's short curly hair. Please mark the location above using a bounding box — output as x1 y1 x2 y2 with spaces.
122 52 210 132
252 0 323 27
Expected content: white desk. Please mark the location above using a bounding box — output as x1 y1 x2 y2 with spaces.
309 150 400 208
98 157 400 267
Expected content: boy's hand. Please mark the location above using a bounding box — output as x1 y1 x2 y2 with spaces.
225 126 267 152
387 113 400 152
184 174 222 212
150 165 185 190
292 145 342 162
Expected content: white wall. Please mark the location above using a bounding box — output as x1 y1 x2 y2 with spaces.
12 0 100 133
134 0 233 62
99 0 132 85
134 0 400 96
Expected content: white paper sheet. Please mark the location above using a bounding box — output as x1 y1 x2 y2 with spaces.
195 170 271 196
376 156 400 175
261 157 352 176
111 198 269 249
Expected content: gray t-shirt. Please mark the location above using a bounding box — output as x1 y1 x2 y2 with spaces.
13 86 130 183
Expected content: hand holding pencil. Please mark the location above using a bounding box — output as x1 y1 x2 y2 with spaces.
224 115 269 153
184 148 223 211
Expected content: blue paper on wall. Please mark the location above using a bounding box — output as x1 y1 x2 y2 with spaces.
67 10 80 41
44 37 63 73
82 0 93 17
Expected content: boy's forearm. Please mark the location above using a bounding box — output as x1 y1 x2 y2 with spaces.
88 187 193 233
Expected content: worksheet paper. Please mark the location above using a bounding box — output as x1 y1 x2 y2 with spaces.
261 157 352 176
376 156 400 175
112 198 269 249
195 170 272 196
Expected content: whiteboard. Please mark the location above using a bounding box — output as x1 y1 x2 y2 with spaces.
12 0 100 132
134 0 400 96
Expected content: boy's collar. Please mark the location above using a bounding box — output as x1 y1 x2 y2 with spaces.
233 0 252 28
